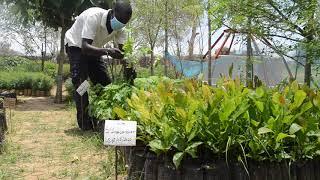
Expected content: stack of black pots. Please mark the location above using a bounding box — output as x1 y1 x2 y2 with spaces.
124 145 320 180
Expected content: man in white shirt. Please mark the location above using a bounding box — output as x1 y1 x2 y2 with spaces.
65 0 132 131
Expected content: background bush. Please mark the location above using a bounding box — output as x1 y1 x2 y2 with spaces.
65 78 74 101
0 71 54 91
0 56 70 80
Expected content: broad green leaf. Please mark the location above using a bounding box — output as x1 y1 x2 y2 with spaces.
173 137 186 151
251 120 260 127
307 130 320 137
173 152 184 168
219 98 236 121
276 133 295 142
290 81 299 91
186 120 195 134
289 123 302 135
300 101 313 113
313 95 320 108
290 90 306 110
185 142 203 158
283 115 294 124
176 108 187 119
255 101 264 112
256 87 265 98
113 107 127 119
188 127 198 142
149 139 170 154
272 92 285 105
258 127 273 134
280 151 292 159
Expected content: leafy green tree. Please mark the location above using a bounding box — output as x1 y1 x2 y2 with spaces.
1 0 112 102
132 0 204 76
132 0 164 75
0 3 58 56
209 0 319 86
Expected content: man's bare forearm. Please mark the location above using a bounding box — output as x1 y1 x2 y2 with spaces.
82 40 108 57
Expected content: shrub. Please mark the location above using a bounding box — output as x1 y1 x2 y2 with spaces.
65 78 74 101
63 64 71 80
90 77 320 168
0 56 29 71
0 56 71 80
0 71 54 91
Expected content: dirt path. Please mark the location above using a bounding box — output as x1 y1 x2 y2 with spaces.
0 97 116 180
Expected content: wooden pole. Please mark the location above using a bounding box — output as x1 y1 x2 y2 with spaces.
207 4 212 86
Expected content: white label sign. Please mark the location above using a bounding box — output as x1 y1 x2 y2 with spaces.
76 80 90 96
104 120 137 146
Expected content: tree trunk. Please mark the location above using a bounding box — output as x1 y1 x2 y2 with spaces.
207 5 212 86
164 0 168 76
304 46 312 86
150 49 154 76
55 26 67 103
41 27 47 72
246 33 253 88
304 17 315 87
188 18 198 58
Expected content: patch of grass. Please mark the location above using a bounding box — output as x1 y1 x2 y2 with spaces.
0 140 32 178
0 169 9 179
0 141 32 164
0 97 128 179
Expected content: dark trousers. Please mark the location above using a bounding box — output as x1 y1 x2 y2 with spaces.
66 46 111 130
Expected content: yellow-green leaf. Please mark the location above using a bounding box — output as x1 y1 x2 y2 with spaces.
258 127 273 134
289 123 302 135
173 152 184 168
276 133 295 142
113 107 127 119
255 101 264 112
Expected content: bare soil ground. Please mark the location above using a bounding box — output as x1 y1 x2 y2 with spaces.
0 96 120 180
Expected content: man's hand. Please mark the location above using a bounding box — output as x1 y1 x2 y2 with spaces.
106 48 124 59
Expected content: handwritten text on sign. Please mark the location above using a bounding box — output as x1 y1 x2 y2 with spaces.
76 80 90 96
104 120 137 146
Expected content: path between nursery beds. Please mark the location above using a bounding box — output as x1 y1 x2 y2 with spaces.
0 96 120 179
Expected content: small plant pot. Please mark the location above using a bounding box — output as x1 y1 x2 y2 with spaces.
181 158 204 180
45 91 50 97
35 90 40 97
230 162 249 180
27 89 32 96
18 90 24 96
24 89 28 96
203 160 230 180
35 90 41 97
39 91 45 97
158 156 181 180
127 141 147 180
144 152 159 180
32 90 36 96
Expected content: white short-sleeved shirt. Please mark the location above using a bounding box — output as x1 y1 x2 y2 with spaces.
65 7 126 48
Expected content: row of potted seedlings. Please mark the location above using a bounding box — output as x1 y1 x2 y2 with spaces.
0 72 54 97
89 76 320 180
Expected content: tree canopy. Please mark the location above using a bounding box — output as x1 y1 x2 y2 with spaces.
209 0 320 85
